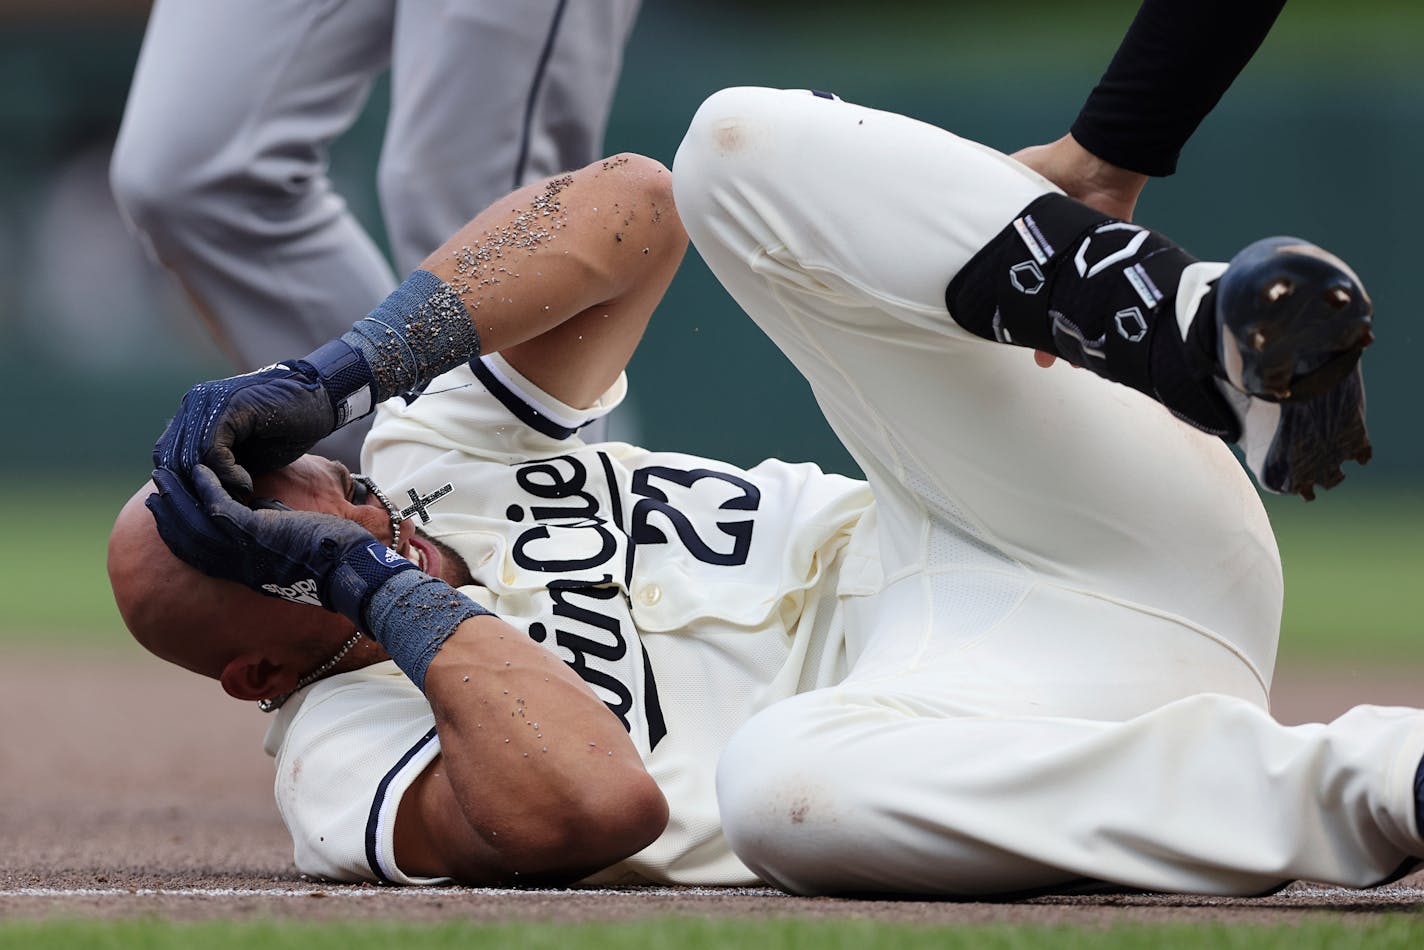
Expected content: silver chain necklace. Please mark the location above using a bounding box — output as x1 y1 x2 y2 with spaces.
352 474 403 551
257 631 364 713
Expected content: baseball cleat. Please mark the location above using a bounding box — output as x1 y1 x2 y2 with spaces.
1227 366 1371 501
1210 237 1374 500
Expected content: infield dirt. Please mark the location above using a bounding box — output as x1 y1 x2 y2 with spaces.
2 649 1421 923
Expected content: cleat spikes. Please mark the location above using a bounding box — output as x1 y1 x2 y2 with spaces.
1265 279 1295 303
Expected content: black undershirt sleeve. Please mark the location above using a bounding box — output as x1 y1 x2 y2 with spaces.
1069 0 1287 177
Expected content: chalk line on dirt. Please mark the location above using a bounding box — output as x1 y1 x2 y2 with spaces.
5 884 1424 902
0 886 785 900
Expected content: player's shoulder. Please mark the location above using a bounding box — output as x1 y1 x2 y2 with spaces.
367 353 627 468
262 661 443 886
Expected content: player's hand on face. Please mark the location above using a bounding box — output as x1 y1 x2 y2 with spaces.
152 362 338 498
147 465 415 618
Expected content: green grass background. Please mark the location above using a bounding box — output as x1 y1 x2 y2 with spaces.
2 480 139 653
1267 490 1424 663
3 918 1424 950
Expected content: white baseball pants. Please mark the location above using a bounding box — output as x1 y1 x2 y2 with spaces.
672 86 1424 896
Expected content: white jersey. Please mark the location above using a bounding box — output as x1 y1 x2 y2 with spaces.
264 352 878 885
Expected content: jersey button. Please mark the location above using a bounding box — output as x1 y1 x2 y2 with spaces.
637 584 662 607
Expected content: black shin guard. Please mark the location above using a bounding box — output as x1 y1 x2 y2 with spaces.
946 193 1240 440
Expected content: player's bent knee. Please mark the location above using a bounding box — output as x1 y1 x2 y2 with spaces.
673 86 783 204
108 143 186 239
673 88 788 265
110 135 332 245
680 87 779 157
109 158 234 246
716 696 868 895
108 127 246 236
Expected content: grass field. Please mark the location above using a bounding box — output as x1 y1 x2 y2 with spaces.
2 480 138 650
9 480 1421 665
3 918 1424 950
1266 489 1424 662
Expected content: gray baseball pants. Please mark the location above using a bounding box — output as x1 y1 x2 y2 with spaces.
111 0 640 465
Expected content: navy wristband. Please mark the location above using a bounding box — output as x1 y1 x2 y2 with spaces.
303 339 377 430
341 269 481 402
363 570 490 691
326 541 419 624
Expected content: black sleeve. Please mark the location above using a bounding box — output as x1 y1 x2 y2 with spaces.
1069 0 1287 177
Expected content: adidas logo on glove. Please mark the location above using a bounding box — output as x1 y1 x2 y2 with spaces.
262 578 323 607
366 541 412 567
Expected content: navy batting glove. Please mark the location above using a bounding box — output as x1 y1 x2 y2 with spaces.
152 340 376 497
147 467 252 587
147 465 417 625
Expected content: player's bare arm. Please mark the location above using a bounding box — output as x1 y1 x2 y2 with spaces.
394 614 667 883
152 153 685 496
417 153 685 409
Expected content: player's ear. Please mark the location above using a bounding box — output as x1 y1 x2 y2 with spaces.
219 653 291 701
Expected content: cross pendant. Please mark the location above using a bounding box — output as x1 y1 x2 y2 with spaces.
401 482 455 524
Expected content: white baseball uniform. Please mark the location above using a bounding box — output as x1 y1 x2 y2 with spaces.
111 0 640 465
263 88 1424 896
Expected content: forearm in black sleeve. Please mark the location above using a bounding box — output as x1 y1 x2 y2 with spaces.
1070 0 1287 176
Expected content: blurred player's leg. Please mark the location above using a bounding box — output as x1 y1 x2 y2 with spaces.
111 0 398 468
383 0 642 443
382 0 642 273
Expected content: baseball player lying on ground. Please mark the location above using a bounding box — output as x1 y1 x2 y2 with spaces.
110 88 1414 896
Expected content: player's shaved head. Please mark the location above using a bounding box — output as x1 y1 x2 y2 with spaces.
108 479 353 684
